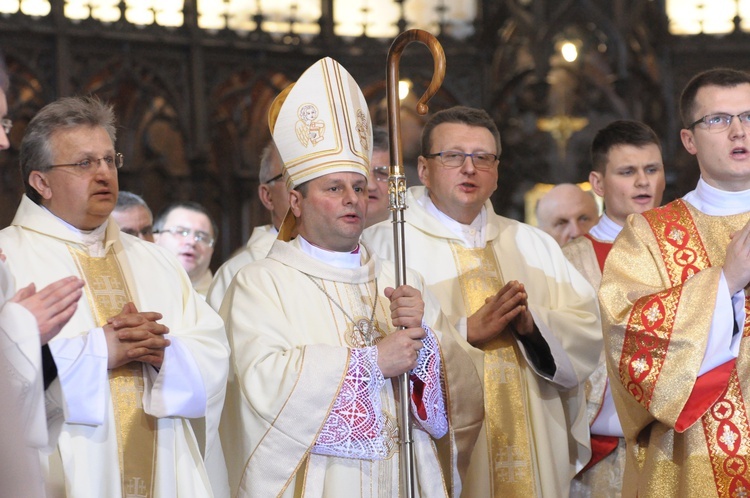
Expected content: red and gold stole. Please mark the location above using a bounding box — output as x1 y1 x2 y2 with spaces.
449 242 536 496
627 200 750 495
69 246 157 497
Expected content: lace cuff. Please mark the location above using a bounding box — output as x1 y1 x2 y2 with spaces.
312 346 388 460
409 324 448 439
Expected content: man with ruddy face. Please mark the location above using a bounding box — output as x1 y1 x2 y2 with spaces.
154 202 217 297
0 95 229 497
536 183 600 246
219 58 482 498
364 105 601 497
563 120 665 497
599 68 750 496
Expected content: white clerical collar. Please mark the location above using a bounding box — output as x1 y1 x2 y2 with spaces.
419 192 487 248
297 235 361 269
588 213 622 243
683 177 750 216
41 205 109 257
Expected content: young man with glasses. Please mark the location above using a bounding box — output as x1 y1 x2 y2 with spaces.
154 201 217 298
599 68 750 496
0 95 229 497
364 105 601 497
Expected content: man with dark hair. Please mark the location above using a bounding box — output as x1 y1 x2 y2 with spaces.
365 126 391 227
112 190 155 241
600 68 750 495
154 201 218 297
365 105 601 497
207 140 288 309
564 119 665 497
0 95 229 497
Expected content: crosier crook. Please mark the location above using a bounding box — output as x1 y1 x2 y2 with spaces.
385 28 446 498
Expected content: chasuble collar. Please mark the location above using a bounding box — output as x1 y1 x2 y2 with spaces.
588 213 622 243
12 195 121 254
406 186 502 245
267 237 380 284
684 177 750 216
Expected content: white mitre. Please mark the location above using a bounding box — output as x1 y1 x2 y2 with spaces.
268 57 373 240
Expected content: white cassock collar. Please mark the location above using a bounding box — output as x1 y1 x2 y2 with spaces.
297 235 361 269
419 192 487 248
683 177 750 216
588 213 622 243
41 205 109 257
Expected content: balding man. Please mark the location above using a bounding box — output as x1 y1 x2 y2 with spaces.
536 183 600 246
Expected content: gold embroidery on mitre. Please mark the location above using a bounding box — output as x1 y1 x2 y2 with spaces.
68 246 156 498
356 109 369 150
449 241 536 496
295 103 325 147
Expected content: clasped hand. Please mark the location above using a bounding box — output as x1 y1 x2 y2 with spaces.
376 285 425 378
104 302 170 369
467 280 534 346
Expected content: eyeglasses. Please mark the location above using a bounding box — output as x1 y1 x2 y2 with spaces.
264 172 283 185
121 226 154 239
371 165 389 182
688 112 750 132
423 150 498 170
155 226 215 247
1 118 12 135
48 153 124 171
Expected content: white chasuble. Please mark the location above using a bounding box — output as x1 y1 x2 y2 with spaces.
363 186 602 498
220 238 482 497
0 195 230 498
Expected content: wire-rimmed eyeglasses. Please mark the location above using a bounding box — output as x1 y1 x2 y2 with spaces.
154 226 215 248
1 118 12 135
48 153 124 171
688 112 750 133
423 150 498 170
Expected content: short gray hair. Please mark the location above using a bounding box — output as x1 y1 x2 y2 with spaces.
258 140 283 184
115 191 152 217
21 95 116 204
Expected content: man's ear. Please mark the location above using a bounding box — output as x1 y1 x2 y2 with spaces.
258 184 274 211
589 171 605 198
417 156 430 188
680 128 698 155
28 171 53 201
289 189 303 218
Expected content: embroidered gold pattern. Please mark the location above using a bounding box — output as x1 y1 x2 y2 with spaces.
68 246 156 497
449 241 536 496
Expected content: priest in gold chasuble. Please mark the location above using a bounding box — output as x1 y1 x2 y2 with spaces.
599 68 750 497
220 58 483 498
364 106 602 497
0 96 230 497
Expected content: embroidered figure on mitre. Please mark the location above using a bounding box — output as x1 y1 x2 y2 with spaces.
356 109 370 150
296 103 325 147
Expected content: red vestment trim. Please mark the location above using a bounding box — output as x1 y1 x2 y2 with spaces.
583 233 613 273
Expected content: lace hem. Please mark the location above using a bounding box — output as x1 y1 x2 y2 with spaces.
410 324 448 438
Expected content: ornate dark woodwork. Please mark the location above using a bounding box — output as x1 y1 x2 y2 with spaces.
0 0 742 266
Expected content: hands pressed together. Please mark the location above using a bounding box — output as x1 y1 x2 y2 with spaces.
376 285 425 378
104 302 170 369
466 280 535 346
